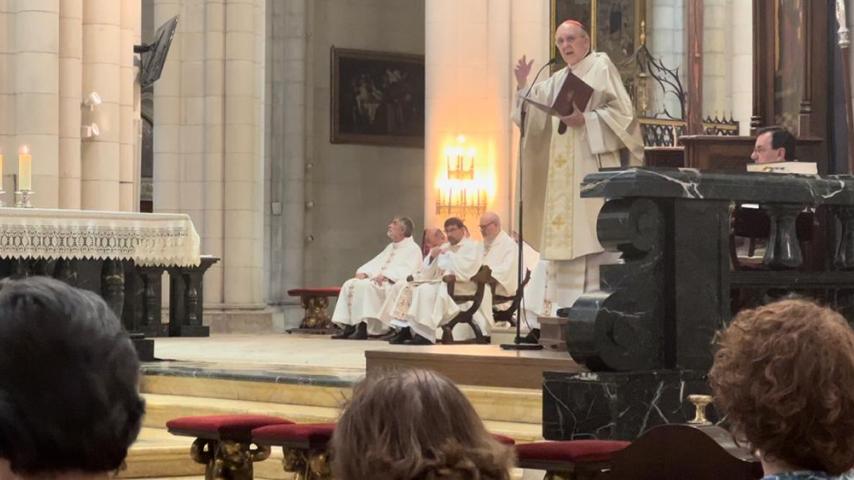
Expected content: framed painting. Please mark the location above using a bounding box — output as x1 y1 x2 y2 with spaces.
330 47 425 148
550 0 645 79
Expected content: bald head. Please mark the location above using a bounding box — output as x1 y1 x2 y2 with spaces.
424 227 446 249
555 20 591 66
478 212 502 242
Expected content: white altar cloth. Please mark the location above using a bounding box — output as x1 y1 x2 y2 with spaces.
0 208 200 267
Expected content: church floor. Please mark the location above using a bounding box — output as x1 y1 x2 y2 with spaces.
125 332 563 479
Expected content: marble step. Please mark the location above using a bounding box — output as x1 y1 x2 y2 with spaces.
141 375 542 425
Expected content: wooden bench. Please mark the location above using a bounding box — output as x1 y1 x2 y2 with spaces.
286 287 341 334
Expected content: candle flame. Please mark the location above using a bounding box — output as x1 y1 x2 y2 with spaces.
18 145 29 155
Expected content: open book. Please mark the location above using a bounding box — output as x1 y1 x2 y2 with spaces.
521 71 593 118
746 161 818 174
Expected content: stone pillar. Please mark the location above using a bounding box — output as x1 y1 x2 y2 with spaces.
16 0 60 208
223 0 265 306
203 0 226 304
180 0 206 231
730 0 752 135
267 0 307 303
81 0 121 210
425 0 513 232
119 0 139 211
509 0 549 228
59 0 83 208
153 0 182 214
0 3 12 177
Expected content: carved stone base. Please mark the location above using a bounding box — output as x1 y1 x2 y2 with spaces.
542 370 715 441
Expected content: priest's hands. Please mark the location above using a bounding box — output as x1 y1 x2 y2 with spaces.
355 273 369 279
560 107 585 128
429 246 442 259
514 55 534 90
372 274 387 285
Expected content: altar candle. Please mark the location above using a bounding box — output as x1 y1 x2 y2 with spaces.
18 145 31 191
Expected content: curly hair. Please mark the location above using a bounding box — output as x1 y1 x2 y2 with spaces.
709 299 854 474
330 369 515 480
0 277 145 474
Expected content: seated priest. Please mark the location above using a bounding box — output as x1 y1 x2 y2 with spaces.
385 217 484 345
479 212 519 312
746 125 817 174
331 216 423 340
421 227 446 256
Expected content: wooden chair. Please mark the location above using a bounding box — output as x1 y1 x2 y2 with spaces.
440 265 493 344
492 268 532 326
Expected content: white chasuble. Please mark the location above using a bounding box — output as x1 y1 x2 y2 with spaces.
331 236 423 333
484 231 520 315
512 51 644 261
389 237 485 343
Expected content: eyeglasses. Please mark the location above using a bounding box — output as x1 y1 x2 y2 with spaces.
478 222 495 230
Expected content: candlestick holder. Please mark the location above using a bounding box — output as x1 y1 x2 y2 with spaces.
15 190 33 208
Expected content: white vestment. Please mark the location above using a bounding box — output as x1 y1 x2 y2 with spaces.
389 237 484 343
484 231 520 318
511 51 644 260
511 52 641 313
331 236 423 333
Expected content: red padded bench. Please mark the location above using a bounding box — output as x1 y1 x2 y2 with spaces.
250 422 516 478
286 287 341 333
515 440 630 479
166 414 293 480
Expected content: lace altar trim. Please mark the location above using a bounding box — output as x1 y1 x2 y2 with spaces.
0 208 201 267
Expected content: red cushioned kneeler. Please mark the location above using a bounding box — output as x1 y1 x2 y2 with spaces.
515 440 630 471
166 414 294 442
252 423 336 450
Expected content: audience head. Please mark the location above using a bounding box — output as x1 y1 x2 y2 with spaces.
388 216 414 242
751 126 796 164
421 228 447 256
443 217 467 245
709 299 854 475
555 19 590 66
0 277 145 478
331 369 514 480
478 212 502 243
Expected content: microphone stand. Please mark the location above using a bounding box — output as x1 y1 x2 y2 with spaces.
501 59 554 351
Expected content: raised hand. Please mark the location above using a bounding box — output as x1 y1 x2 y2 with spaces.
514 55 535 89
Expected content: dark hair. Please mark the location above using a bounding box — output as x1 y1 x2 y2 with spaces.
395 216 415 238
0 277 145 474
757 126 796 161
709 299 854 474
331 369 515 480
444 217 465 230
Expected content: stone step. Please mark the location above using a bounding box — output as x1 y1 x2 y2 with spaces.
141 375 542 425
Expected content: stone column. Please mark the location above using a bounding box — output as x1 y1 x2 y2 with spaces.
222 0 265 306
509 0 549 228
119 0 139 211
267 0 307 303
730 0 752 135
203 0 225 304
0 3 12 176
152 0 182 214
16 0 60 208
81 0 121 210
179 0 207 231
425 0 513 231
59 0 82 208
